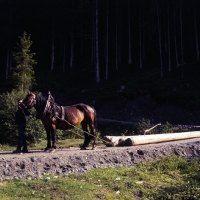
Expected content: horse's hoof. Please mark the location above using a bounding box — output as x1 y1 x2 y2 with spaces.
79 144 87 150
50 148 56 153
92 146 97 150
80 146 87 150
44 148 51 152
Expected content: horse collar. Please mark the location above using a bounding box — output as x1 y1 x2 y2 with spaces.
31 93 36 105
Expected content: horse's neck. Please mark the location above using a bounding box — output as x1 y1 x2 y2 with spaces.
34 94 47 114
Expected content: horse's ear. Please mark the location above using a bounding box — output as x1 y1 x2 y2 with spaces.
28 91 33 95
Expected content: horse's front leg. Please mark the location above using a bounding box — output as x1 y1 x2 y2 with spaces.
50 126 57 152
45 129 51 151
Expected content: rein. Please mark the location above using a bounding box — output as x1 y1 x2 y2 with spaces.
40 112 47 120
26 92 110 146
56 116 109 145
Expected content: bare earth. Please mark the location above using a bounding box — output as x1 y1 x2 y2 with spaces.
0 138 200 181
1 96 200 181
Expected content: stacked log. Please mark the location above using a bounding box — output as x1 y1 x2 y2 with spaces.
103 131 200 147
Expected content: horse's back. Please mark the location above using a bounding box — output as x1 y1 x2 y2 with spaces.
74 103 95 114
62 103 96 124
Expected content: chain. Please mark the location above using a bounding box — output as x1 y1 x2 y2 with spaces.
56 116 109 144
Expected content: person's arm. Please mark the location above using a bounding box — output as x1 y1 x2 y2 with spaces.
24 108 31 116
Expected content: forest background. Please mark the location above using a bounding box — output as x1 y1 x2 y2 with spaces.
1 0 200 140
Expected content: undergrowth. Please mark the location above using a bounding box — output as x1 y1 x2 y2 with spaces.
0 155 199 199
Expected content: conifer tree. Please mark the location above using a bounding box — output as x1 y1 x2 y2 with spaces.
12 32 36 92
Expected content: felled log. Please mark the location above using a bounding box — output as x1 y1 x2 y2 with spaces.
97 118 138 125
103 131 200 147
143 123 161 135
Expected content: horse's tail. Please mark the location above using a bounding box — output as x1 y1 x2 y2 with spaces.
93 107 97 131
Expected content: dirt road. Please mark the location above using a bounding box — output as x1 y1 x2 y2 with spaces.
0 138 200 181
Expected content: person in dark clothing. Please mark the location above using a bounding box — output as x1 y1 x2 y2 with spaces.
13 99 31 153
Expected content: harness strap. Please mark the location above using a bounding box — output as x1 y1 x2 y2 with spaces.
39 92 54 120
40 112 46 120
56 116 109 145
61 106 65 120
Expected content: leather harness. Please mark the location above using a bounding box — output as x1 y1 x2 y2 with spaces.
35 92 65 121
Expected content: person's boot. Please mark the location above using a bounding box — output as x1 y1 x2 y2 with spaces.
12 148 21 153
22 148 28 153
22 144 28 153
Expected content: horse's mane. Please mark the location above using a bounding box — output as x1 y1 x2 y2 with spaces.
34 93 48 116
35 93 47 106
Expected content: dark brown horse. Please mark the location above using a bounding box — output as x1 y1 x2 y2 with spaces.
22 92 97 152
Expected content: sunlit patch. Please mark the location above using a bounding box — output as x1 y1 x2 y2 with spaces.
0 182 7 188
86 106 94 113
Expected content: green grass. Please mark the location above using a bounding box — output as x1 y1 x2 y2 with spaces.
0 139 81 152
0 137 104 152
0 155 200 199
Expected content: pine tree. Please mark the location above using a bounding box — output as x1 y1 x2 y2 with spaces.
12 32 36 92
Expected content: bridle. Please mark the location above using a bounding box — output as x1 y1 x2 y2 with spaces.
24 92 54 120
23 93 36 108
30 93 36 106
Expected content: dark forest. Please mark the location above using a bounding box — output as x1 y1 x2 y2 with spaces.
1 0 200 106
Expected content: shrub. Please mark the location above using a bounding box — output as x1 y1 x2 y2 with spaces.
0 90 46 145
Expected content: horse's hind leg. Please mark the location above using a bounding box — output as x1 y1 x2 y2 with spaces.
89 124 97 150
80 122 90 150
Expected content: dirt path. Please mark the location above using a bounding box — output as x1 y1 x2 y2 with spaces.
0 138 200 181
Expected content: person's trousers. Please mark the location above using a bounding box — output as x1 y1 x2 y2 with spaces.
17 123 27 150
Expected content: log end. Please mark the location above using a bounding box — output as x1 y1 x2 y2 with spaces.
117 138 134 146
102 136 115 147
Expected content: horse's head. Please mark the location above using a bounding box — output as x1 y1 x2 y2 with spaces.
22 91 36 109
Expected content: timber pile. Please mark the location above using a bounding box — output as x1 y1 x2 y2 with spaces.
103 131 200 147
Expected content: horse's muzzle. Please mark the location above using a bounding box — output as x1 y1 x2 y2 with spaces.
21 102 27 109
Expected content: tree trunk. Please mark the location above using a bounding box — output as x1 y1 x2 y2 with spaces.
103 131 200 147
167 1 171 72
97 118 138 125
142 2 145 61
70 1 74 69
105 0 109 80
115 0 118 72
95 0 100 83
157 0 163 78
9 46 12 73
6 6 12 80
91 7 95 67
139 2 142 69
118 5 121 64
62 35 66 73
6 47 10 80
193 0 199 61
70 19 74 69
50 18 55 72
164 10 168 54
180 0 184 78
128 0 132 65
80 10 83 56
173 0 179 68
